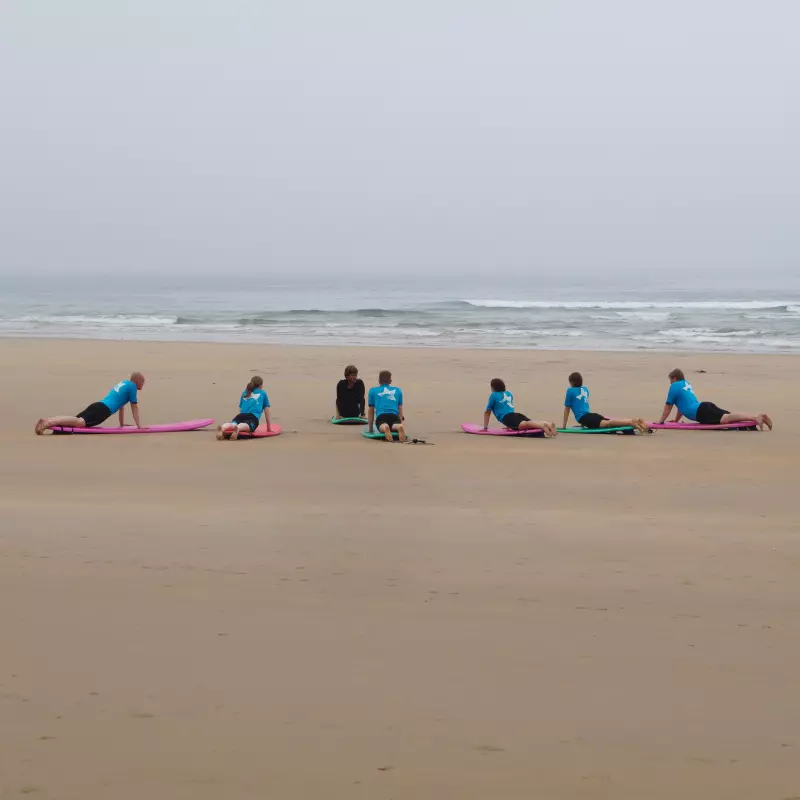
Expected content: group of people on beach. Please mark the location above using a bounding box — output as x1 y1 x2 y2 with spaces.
34 365 773 439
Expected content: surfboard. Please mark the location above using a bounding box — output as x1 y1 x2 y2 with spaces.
649 421 758 431
51 418 214 434
362 428 399 440
558 426 635 434
331 417 367 425
237 424 283 438
461 423 544 437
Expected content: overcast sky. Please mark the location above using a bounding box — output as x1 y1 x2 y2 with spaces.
1 1 797 281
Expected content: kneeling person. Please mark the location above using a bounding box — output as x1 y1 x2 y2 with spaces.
564 372 650 433
484 379 557 437
35 373 145 434
368 370 406 442
659 368 772 430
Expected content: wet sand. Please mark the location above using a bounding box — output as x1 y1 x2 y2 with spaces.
1 338 798 799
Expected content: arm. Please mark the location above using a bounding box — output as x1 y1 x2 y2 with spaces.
398 403 404 422
658 404 673 424
264 407 272 432
119 406 125 426
358 383 366 417
483 410 491 431
131 403 143 429
562 407 570 428
368 407 375 433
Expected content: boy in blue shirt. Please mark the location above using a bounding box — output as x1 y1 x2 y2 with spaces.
659 368 772 430
483 378 557 437
367 370 406 442
217 375 272 440
563 372 650 433
35 372 145 433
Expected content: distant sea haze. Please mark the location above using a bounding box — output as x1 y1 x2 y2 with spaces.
0 284 799 353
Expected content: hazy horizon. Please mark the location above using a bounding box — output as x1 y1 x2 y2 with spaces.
2 1 798 281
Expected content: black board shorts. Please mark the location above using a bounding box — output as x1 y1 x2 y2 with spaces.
577 412 608 430
695 402 729 426
76 401 112 428
232 412 260 432
501 412 530 430
375 413 401 429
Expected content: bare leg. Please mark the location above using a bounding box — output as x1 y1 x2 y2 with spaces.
36 416 87 434
393 423 407 443
599 417 651 433
217 422 235 440
720 412 772 431
520 420 558 437
380 422 393 442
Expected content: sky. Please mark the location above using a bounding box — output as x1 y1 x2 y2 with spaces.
1 0 798 282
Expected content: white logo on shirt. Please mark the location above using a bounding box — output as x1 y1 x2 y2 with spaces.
113 381 126 393
577 388 589 401
378 387 397 400
503 392 514 409
683 382 693 392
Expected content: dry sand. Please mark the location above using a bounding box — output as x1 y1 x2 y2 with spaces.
1 338 798 799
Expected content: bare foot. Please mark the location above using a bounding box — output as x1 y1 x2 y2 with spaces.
758 413 773 431
397 425 407 443
634 418 652 434
382 425 393 442
230 429 239 440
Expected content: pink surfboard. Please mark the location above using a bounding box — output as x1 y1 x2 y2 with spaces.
52 418 214 434
649 421 757 430
461 423 544 437
237 423 282 439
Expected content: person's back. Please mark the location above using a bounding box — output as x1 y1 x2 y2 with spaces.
486 389 516 423
666 376 701 421
102 379 139 414
564 383 591 422
367 370 406 442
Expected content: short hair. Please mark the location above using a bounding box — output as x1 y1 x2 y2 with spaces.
568 372 583 387
344 365 358 377
669 368 685 381
378 370 392 385
490 378 506 392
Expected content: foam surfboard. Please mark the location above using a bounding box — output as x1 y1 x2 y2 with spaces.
362 428 400 440
237 423 282 438
51 418 214 434
649 421 757 431
331 417 367 425
558 426 635 434
461 423 544 437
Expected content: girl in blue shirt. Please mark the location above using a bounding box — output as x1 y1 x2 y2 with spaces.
483 378 557 437
563 372 651 433
217 376 272 440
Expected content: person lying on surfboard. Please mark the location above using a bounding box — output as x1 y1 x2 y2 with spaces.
367 370 406 442
217 375 272 440
484 379 557 437
659 368 772 430
35 373 145 434
334 365 366 420
563 372 651 433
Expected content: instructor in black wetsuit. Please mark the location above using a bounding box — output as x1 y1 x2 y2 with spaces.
334 365 366 419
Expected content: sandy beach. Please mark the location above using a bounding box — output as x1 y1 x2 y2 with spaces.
1 338 798 799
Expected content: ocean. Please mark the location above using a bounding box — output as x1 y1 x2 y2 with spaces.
1 276 799 353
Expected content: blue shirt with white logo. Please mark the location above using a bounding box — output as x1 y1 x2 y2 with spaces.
369 384 403 417
239 388 270 418
564 385 591 422
666 379 700 421
102 380 138 413
486 390 516 423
